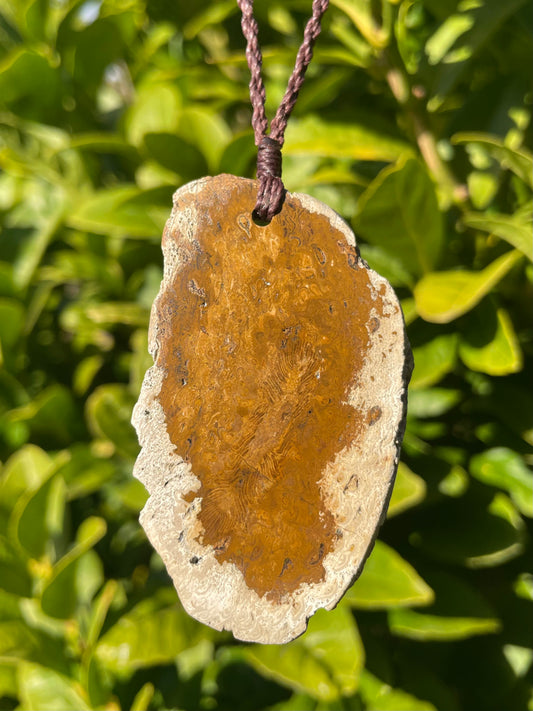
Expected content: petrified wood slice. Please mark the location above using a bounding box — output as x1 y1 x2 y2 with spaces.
132 174 412 644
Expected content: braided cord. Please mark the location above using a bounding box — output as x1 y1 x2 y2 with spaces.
237 0 329 221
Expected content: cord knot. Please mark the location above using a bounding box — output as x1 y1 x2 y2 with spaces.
254 136 285 223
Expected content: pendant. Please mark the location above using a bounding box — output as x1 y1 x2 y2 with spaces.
132 174 412 644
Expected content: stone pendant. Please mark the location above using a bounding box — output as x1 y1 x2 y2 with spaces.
132 174 412 644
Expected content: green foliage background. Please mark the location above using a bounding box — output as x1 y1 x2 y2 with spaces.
1 0 532 709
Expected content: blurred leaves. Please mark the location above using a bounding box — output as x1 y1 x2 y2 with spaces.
238 606 364 702
354 158 443 276
0 0 531 709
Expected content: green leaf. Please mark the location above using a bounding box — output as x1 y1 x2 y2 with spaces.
359 670 437 711
388 462 427 517
0 48 61 119
466 171 498 210
0 620 42 660
12 203 65 290
11 473 66 559
452 132 533 188
388 572 501 640
0 539 32 595
407 388 462 418
85 384 139 460
343 541 433 609
458 302 523 376
76 302 149 328
241 605 364 701
96 597 206 672
183 1 237 39
462 212 533 261
425 0 529 108
7 384 81 448
284 115 410 163
17 662 91 711
359 244 415 288
124 82 182 147
0 661 17 699
68 132 135 154
414 250 523 323
410 494 525 567
177 107 231 173
330 0 390 48
66 186 171 239
131 682 156 711
438 464 469 498
409 333 458 389
0 298 24 350
425 14 475 65
56 445 116 501
218 131 257 178
40 517 107 619
354 158 443 276
388 603 500 641
143 132 207 182
0 445 54 511
470 448 533 518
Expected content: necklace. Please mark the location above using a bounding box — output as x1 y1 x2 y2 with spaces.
132 0 412 645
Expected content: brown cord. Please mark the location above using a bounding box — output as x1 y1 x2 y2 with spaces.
237 0 329 222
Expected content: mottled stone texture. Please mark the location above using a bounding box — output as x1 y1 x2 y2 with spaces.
132 175 412 643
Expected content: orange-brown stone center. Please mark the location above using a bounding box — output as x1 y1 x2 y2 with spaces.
156 177 381 599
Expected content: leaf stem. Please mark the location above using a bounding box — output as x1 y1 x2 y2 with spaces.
384 63 468 209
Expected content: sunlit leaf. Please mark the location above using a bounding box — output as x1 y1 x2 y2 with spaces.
414 250 523 323
343 541 433 609
331 0 390 48
241 605 364 701
388 462 427 517
407 388 462 418
466 171 498 210
458 302 523 375
96 596 207 671
359 670 437 710
17 662 91 711
11 474 66 559
0 446 54 511
125 82 182 147
0 661 17 699
453 132 533 188
183 0 237 39
462 212 533 261
40 517 107 619
354 158 443 276
177 107 231 173
470 448 533 518
85 384 139 460
409 333 458 389
388 571 501 640
66 186 171 239
284 115 410 162
131 682 156 711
